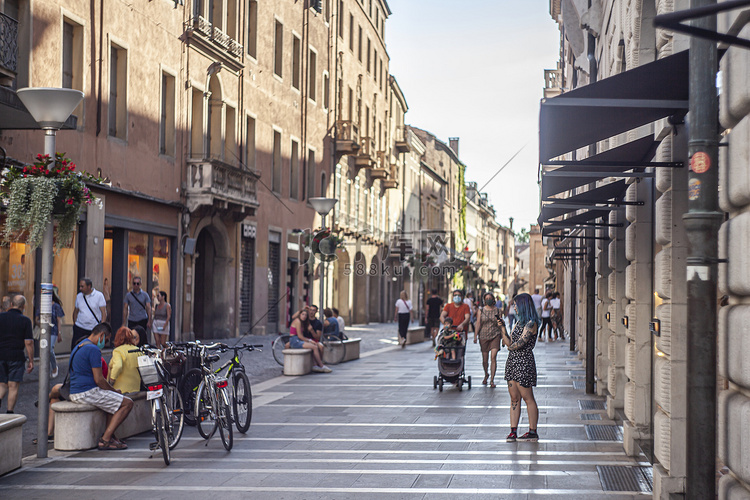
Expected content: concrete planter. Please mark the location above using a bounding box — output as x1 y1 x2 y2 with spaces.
0 413 26 476
283 349 312 376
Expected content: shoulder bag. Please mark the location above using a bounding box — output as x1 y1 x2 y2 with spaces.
82 293 101 323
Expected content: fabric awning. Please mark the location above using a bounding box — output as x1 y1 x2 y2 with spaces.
539 50 689 163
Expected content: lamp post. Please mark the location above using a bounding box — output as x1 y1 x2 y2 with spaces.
16 88 84 459
309 197 338 316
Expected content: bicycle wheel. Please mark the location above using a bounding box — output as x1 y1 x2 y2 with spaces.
217 387 233 451
166 385 185 449
272 335 290 366
233 371 252 433
156 406 171 465
196 382 217 439
179 368 202 426
321 333 345 364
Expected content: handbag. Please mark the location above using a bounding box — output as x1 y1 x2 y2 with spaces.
153 319 167 333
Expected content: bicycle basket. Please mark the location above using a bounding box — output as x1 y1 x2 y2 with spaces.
163 349 186 377
136 355 161 386
185 345 202 372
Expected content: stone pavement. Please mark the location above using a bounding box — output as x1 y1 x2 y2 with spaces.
0 331 652 499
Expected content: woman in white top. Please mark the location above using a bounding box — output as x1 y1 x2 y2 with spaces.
539 291 553 342
394 290 413 348
550 292 563 340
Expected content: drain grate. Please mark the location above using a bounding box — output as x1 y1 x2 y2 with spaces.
597 465 653 492
585 424 623 441
578 399 607 410
580 413 602 420
572 380 586 390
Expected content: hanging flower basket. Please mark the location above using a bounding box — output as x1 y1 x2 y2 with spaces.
304 227 344 262
2 153 106 250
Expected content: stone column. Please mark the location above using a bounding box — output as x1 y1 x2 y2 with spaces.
606 206 627 419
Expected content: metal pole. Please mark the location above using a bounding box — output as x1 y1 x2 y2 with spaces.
37 129 56 458
570 241 577 352
585 231 596 394
319 214 326 315
684 0 721 497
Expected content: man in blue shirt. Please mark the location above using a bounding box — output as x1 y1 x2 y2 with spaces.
69 323 133 450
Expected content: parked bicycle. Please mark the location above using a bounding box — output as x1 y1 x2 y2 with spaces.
180 343 261 433
131 345 185 465
177 342 234 450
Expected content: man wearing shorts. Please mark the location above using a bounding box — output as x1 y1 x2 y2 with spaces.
69 322 133 449
425 290 443 346
0 295 34 413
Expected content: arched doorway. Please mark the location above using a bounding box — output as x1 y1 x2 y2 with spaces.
352 251 368 324
368 253 381 322
193 223 231 339
332 248 351 324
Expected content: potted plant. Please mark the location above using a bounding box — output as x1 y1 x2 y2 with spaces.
2 153 106 250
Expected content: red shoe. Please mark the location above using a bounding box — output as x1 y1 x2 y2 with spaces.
506 430 517 442
518 430 539 442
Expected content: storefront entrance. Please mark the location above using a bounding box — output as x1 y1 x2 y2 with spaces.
194 225 230 339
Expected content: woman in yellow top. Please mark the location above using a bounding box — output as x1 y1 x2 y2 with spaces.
108 326 142 393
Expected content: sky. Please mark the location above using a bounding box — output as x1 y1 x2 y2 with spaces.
385 0 561 233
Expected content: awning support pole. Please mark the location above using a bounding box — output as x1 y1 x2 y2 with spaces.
684 0 722 498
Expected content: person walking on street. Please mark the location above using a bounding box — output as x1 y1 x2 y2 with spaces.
501 293 540 442
68 323 133 449
440 290 471 334
530 288 543 322
0 295 34 413
506 296 517 330
474 292 505 388
72 278 107 347
424 290 444 347
152 291 171 348
539 291 553 342
394 291 413 348
550 291 564 340
123 276 152 335
464 292 476 334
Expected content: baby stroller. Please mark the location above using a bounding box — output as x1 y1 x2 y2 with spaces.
432 326 472 392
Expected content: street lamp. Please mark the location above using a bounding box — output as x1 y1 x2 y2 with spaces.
17 87 84 459
309 197 338 317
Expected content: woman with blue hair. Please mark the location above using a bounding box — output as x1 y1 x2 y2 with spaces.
501 292 540 442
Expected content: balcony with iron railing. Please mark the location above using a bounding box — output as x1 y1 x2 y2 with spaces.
185 16 243 63
0 12 18 86
395 125 410 153
335 120 360 155
185 154 259 214
355 137 376 168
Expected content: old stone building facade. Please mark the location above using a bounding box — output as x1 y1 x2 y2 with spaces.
542 0 750 498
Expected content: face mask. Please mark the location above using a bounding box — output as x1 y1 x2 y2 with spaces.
96 336 106 349
453 296 462 304
485 297 495 306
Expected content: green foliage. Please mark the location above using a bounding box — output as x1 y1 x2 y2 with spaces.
517 227 530 243
2 153 106 250
457 163 467 245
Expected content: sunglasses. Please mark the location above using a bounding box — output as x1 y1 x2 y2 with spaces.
133 281 141 285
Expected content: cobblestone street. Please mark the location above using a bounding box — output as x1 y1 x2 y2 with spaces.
1 329 651 499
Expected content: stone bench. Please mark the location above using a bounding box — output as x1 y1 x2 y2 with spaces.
323 337 361 364
52 391 151 451
406 327 425 345
0 413 26 476
283 349 312 376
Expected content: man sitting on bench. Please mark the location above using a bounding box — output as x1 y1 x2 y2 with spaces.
69 322 134 449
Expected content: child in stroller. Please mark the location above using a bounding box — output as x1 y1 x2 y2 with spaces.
434 317 465 360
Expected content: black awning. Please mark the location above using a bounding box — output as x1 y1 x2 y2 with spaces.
541 135 658 200
539 50 689 163
538 179 628 233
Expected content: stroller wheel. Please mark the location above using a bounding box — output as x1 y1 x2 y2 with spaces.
439 378 443 392
433 376 437 389
467 376 472 390
458 380 463 392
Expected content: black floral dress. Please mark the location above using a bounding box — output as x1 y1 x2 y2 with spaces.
504 320 538 388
